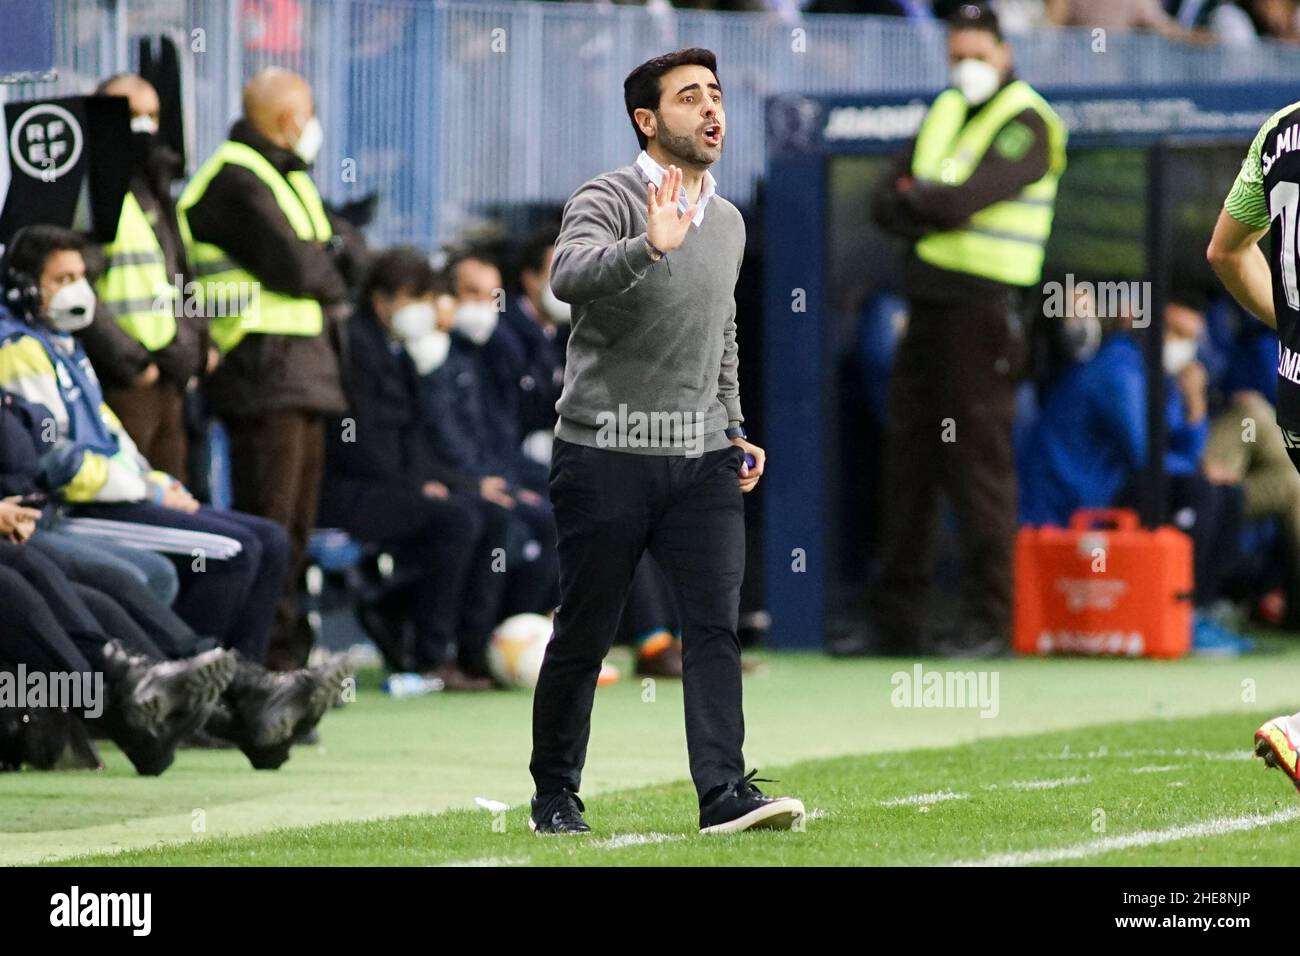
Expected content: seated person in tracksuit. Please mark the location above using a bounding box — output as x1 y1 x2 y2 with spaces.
0 225 289 663
503 225 570 451
0 388 179 605
0 490 234 775
320 246 540 689
404 260 558 618
446 250 551 494
0 385 348 770
1018 297 1243 608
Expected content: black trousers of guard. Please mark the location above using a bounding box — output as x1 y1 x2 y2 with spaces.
871 292 1025 644
530 437 747 804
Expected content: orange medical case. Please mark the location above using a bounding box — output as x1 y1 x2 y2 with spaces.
1014 509 1193 659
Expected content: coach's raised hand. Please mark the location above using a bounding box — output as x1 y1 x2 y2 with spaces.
645 164 698 254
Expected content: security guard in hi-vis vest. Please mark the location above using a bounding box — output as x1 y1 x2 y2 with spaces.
179 68 362 670
867 3 1066 657
82 73 208 481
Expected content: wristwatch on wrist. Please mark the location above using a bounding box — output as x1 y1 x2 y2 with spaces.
725 424 747 440
644 236 664 261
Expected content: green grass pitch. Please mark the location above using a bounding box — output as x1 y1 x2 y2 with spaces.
5 642 1300 866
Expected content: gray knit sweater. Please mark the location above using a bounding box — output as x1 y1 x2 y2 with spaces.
550 162 745 457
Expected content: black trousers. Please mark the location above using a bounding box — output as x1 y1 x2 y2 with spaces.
0 563 95 675
530 438 747 803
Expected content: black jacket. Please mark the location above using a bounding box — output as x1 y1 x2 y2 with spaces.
419 333 550 494
501 295 567 436
185 120 361 419
0 390 73 503
319 308 476 529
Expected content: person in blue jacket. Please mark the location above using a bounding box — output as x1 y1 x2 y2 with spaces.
1019 296 1243 607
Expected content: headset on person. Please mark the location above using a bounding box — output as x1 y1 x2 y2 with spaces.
0 226 41 319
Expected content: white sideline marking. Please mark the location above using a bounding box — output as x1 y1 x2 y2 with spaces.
879 790 969 807
591 832 681 849
992 776 1090 791
1131 765 1181 774
1032 748 1250 762
949 807 1300 867
439 856 528 867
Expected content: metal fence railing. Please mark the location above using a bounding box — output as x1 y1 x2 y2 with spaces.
9 0 1300 247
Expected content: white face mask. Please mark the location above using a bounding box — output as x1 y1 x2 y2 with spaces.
1063 313 1102 363
540 283 571 325
129 114 159 135
390 301 435 341
1163 336 1198 376
950 58 1001 106
293 115 324 164
45 278 96 333
453 301 499 346
406 330 451 375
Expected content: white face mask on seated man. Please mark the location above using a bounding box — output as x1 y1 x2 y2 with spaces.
390 301 436 341
452 301 499 346
45 278 97 333
405 330 451 375
1162 336 1198 376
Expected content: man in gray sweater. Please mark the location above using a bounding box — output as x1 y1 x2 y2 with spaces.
528 47 804 835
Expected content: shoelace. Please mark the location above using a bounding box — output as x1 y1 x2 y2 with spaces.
549 790 587 826
736 769 777 797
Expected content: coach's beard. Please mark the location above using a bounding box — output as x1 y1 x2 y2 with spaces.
657 119 721 167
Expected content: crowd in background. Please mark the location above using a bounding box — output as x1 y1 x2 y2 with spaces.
513 0 1300 44
2 2 1294 775
0 65 695 774
853 280 1293 652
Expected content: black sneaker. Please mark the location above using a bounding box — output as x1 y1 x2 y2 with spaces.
699 770 806 834
529 788 592 834
928 625 1012 659
225 658 343 749
201 700 292 771
102 642 237 736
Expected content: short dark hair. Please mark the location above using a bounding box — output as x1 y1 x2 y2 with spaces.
624 48 719 151
517 224 560 277
364 246 437 301
948 3 1003 41
3 225 85 285
444 247 501 282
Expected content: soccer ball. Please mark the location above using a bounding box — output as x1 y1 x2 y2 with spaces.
487 613 554 689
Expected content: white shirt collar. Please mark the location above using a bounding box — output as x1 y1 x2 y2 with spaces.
635 150 716 227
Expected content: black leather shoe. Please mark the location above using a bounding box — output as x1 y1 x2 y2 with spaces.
826 620 925 658
699 770 806 834
929 625 1012 659
529 788 592 834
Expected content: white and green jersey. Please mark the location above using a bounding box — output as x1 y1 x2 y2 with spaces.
1225 101 1300 428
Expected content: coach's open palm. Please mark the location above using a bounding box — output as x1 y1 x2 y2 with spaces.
646 165 698 254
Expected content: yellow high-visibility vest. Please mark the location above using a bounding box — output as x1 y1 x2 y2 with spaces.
911 80 1067 287
177 140 331 353
96 191 178 351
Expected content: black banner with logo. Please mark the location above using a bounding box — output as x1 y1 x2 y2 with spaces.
0 95 131 245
